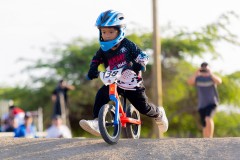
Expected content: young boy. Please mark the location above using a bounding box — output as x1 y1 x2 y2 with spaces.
79 10 168 136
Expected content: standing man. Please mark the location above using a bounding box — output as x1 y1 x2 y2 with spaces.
52 79 75 126
187 62 222 138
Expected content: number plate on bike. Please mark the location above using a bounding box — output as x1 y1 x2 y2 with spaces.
100 68 123 85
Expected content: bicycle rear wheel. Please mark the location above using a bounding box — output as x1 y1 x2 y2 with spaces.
126 104 141 139
98 104 121 144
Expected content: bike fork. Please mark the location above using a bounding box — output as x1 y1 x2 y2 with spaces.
109 95 119 125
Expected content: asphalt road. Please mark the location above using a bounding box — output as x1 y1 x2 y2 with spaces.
1 137 240 160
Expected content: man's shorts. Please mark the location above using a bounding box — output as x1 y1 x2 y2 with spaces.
198 104 217 127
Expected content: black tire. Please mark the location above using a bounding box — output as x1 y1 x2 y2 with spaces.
126 104 141 139
98 104 121 144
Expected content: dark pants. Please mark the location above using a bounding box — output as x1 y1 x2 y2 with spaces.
93 85 160 118
53 101 62 116
198 104 217 127
53 101 68 116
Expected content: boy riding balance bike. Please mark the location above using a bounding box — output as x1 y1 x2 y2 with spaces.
79 10 168 143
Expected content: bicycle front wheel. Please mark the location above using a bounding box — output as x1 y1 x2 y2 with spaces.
98 104 121 144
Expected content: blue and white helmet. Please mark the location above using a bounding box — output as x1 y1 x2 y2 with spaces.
95 10 126 51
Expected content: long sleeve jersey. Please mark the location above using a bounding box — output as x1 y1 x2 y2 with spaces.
87 38 149 90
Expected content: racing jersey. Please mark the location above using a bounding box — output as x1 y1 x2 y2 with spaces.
88 38 149 90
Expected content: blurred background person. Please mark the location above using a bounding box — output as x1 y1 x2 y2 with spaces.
1 106 17 132
51 79 75 126
1 104 25 132
46 115 72 138
187 62 222 138
14 112 38 138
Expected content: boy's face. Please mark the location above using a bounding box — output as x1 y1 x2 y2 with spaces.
100 27 119 41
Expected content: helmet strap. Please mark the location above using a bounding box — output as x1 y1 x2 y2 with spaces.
99 30 104 41
112 43 121 50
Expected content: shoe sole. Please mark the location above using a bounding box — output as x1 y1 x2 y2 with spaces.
156 107 168 133
79 120 101 137
157 123 168 133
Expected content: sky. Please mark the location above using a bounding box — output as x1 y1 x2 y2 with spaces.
0 0 240 87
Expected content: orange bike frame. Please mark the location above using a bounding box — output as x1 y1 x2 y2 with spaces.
109 83 141 127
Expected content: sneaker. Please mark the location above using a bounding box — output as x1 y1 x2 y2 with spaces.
155 106 168 133
79 119 101 136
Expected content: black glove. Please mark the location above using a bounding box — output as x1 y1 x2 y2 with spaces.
85 74 91 80
131 62 146 74
87 70 99 80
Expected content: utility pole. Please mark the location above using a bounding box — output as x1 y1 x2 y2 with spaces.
152 0 163 138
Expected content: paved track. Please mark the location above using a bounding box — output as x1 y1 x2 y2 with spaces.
1 137 240 160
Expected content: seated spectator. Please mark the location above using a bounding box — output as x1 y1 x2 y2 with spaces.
12 106 25 126
1 105 25 132
46 115 72 138
14 112 37 138
1 106 15 132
